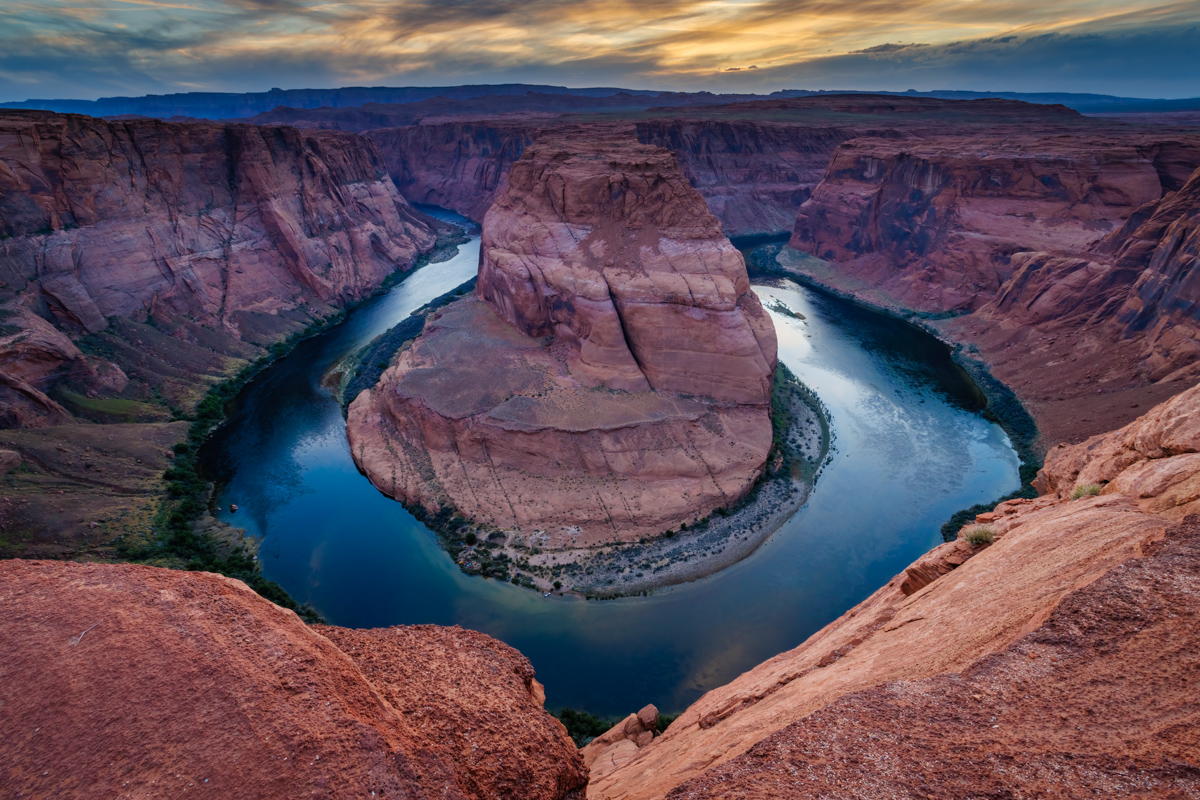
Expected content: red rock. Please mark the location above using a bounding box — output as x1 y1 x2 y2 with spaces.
348 133 776 545
0 560 585 800
0 111 436 337
789 133 1195 314
590 389 1200 799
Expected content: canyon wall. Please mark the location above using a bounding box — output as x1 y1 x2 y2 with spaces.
1 110 436 333
0 110 437 427
589 382 1200 799
0 560 586 799
368 118 860 237
347 133 777 547
368 121 542 221
789 133 1199 313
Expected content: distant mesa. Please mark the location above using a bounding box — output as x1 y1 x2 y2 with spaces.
347 131 778 547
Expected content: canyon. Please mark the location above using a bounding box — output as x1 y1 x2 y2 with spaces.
346 133 778 548
0 109 441 558
586 384 1200 799
3 88 1200 799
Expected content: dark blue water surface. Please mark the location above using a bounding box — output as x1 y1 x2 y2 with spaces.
201 221 1019 717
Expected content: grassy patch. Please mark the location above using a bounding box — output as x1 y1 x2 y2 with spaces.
1072 483 1103 499
53 389 172 424
962 525 996 546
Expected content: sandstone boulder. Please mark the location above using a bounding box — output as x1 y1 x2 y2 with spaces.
0 561 585 800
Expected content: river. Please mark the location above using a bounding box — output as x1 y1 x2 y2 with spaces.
200 216 1020 717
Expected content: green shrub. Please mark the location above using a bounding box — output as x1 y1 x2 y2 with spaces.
1072 483 1103 499
555 707 612 747
962 525 995 547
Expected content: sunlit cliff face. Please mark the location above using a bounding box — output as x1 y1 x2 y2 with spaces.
1 0 1198 99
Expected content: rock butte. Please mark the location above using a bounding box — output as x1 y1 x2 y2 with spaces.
348 133 777 546
587 383 1200 798
0 560 585 799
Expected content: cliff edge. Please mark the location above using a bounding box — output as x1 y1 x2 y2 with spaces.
589 383 1200 799
0 560 586 799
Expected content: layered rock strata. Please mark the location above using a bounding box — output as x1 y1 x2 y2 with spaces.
348 135 776 546
0 560 586 799
0 110 437 428
790 133 1199 313
589 382 1200 799
0 110 436 335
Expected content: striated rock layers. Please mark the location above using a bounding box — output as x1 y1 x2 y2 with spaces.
0 110 436 333
348 135 777 546
0 110 437 427
790 133 1200 313
0 560 586 800
589 383 1200 799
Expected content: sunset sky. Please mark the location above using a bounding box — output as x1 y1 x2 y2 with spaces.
2 0 1198 101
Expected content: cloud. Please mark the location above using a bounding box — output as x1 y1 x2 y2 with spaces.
1 0 1198 100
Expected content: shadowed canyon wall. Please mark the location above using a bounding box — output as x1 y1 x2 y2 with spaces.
0 110 437 428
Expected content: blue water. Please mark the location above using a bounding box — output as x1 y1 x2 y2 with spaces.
201 223 1019 717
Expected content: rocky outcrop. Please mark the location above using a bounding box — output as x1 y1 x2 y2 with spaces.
589 384 1200 799
0 110 436 337
0 560 586 799
790 134 1198 313
347 134 776 546
581 705 660 782
664 514 1200 799
1036 381 1200 517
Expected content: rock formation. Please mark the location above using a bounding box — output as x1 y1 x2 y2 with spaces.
790 133 1198 313
588 383 1200 799
347 133 776 546
0 560 586 799
0 110 438 427
0 110 436 335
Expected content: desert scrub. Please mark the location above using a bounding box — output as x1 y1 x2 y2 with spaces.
962 525 995 546
1072 483 1103 499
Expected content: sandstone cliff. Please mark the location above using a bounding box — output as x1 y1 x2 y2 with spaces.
589 383 1200 799
347 134 776 547
368 121 542 221
790 133 1198 313
0 560 586 799
1 110 435 334
0 110 437 428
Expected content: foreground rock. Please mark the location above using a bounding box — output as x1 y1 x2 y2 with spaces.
348 134 776 547
589 383 1200 799
0 561 585 799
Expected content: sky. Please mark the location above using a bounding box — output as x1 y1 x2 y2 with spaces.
1 0 1198 102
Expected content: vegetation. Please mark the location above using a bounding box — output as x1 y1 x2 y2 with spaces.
962 525 996 546
555 707 613 747
112 320 341 623
1072 483 1103 499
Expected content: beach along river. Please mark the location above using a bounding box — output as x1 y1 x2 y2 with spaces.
200 219 1020 717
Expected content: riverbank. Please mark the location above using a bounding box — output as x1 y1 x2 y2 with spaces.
748 243 1044 541
90 220 473 619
